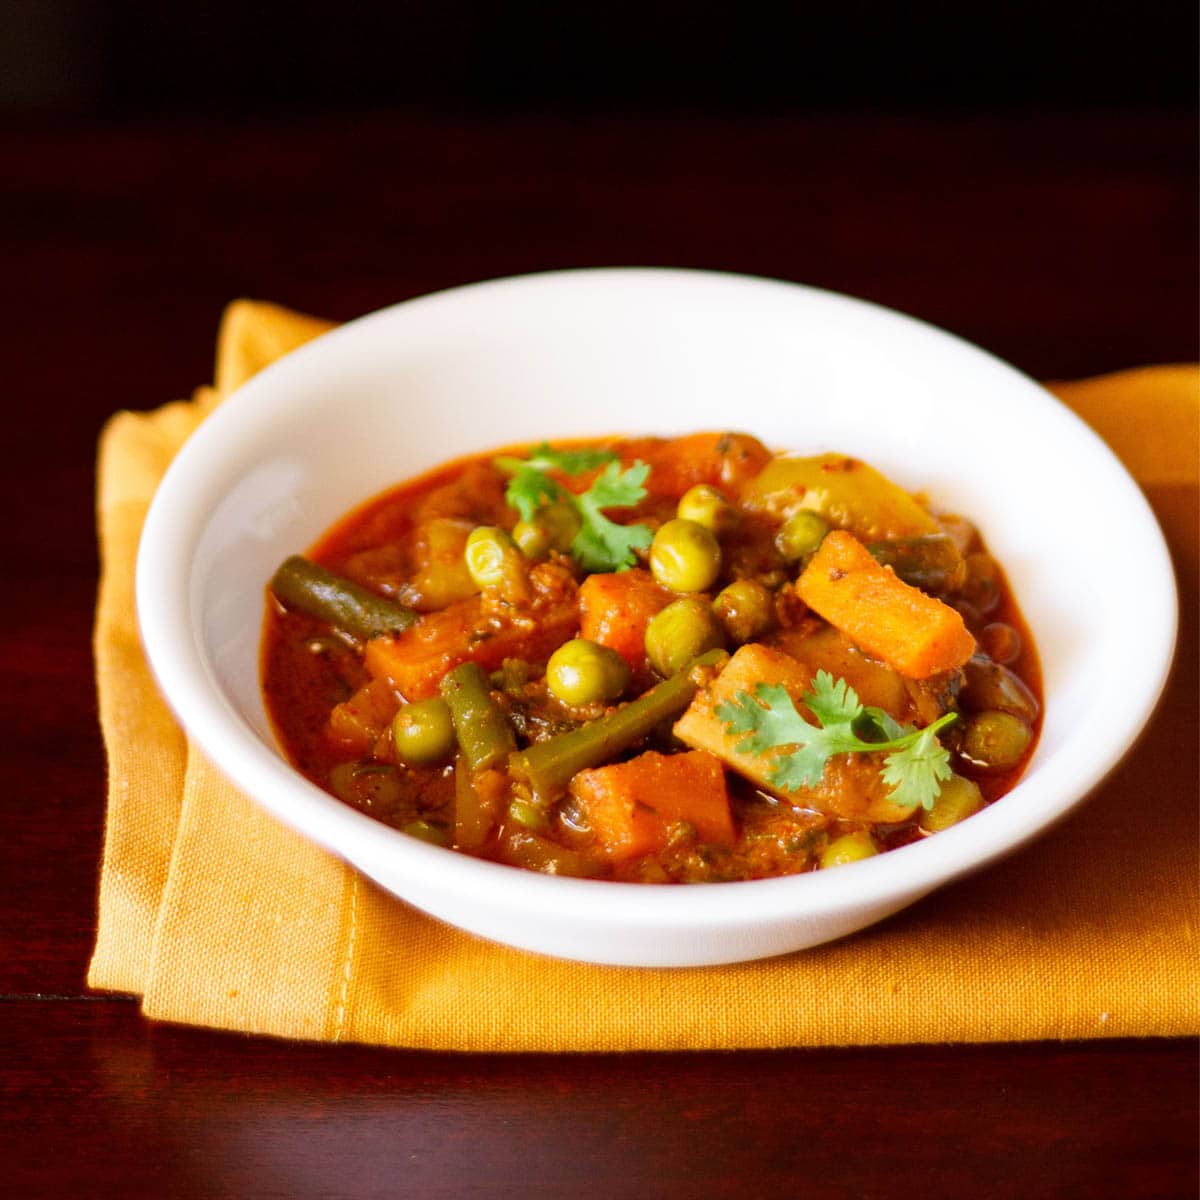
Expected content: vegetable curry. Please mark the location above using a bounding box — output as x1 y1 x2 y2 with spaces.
261 432 1041 883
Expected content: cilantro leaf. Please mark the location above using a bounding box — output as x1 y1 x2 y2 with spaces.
880 727 955 810
503 468 567 523
495 444 654 573
716 670 957 810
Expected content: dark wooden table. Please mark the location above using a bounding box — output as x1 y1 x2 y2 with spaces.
2 109 1196 1198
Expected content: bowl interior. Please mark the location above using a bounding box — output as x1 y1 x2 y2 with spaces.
137 269 1177 963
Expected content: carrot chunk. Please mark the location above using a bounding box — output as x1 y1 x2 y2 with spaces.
617 432 773 498
796 531 975 679
579 568 674 681
569 749 734 861
365 593 578 699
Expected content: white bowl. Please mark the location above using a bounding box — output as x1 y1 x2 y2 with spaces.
136 268 1177 967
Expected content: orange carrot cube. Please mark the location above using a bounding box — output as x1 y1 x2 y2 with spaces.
579 569 674 681
796 531 975 679
569 749 734 861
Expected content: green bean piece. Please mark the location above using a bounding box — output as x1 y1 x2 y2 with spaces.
270 556 417 640
775 510 829 562
510 649 728 803
649 518 722 593
712 578 775 645
453 753 496 850
918 773 984 833
545 638 631 706
440 662 518 773
865 533 967 594
960 710 1033 771
676 484 738 536
392 698 456 766
819 831 878 869
644 597 725 677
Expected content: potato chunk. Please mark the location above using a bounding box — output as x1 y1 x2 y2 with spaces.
673 643 918 823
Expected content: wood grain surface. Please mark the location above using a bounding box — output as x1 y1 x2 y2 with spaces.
1 109 1195 1198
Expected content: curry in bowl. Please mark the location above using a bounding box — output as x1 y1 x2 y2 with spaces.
262 431 1040 884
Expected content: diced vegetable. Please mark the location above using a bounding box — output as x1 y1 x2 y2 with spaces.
819 831 879 869
619 432 772 498
796 531 975 679
741 453 940 540
403 517 479 610
570 749 734 861
673 643 922 822
769 624 909 717
364 589 578 699
328 677 401 752
579 568 674 678
918 773 984 832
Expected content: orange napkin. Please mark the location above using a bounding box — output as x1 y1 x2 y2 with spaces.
88 301 1199 1050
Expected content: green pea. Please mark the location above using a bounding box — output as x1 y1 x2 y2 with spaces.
677 484 738 536
712 579 775 644
819 831 878 869
775 509 830 562
649 518 722 593
545 638 631 706
512 502 581 559
644 597 726 678
960 710 1033 771
403 819 450 846
392 698 456 765
961 655 1039 722
511 519 552 559
918 773 985 833
508 798 549 831
464 525 521 589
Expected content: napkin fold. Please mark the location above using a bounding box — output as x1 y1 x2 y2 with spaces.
88 301 1199 1050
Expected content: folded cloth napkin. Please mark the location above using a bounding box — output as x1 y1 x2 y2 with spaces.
88 301 1199 1050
